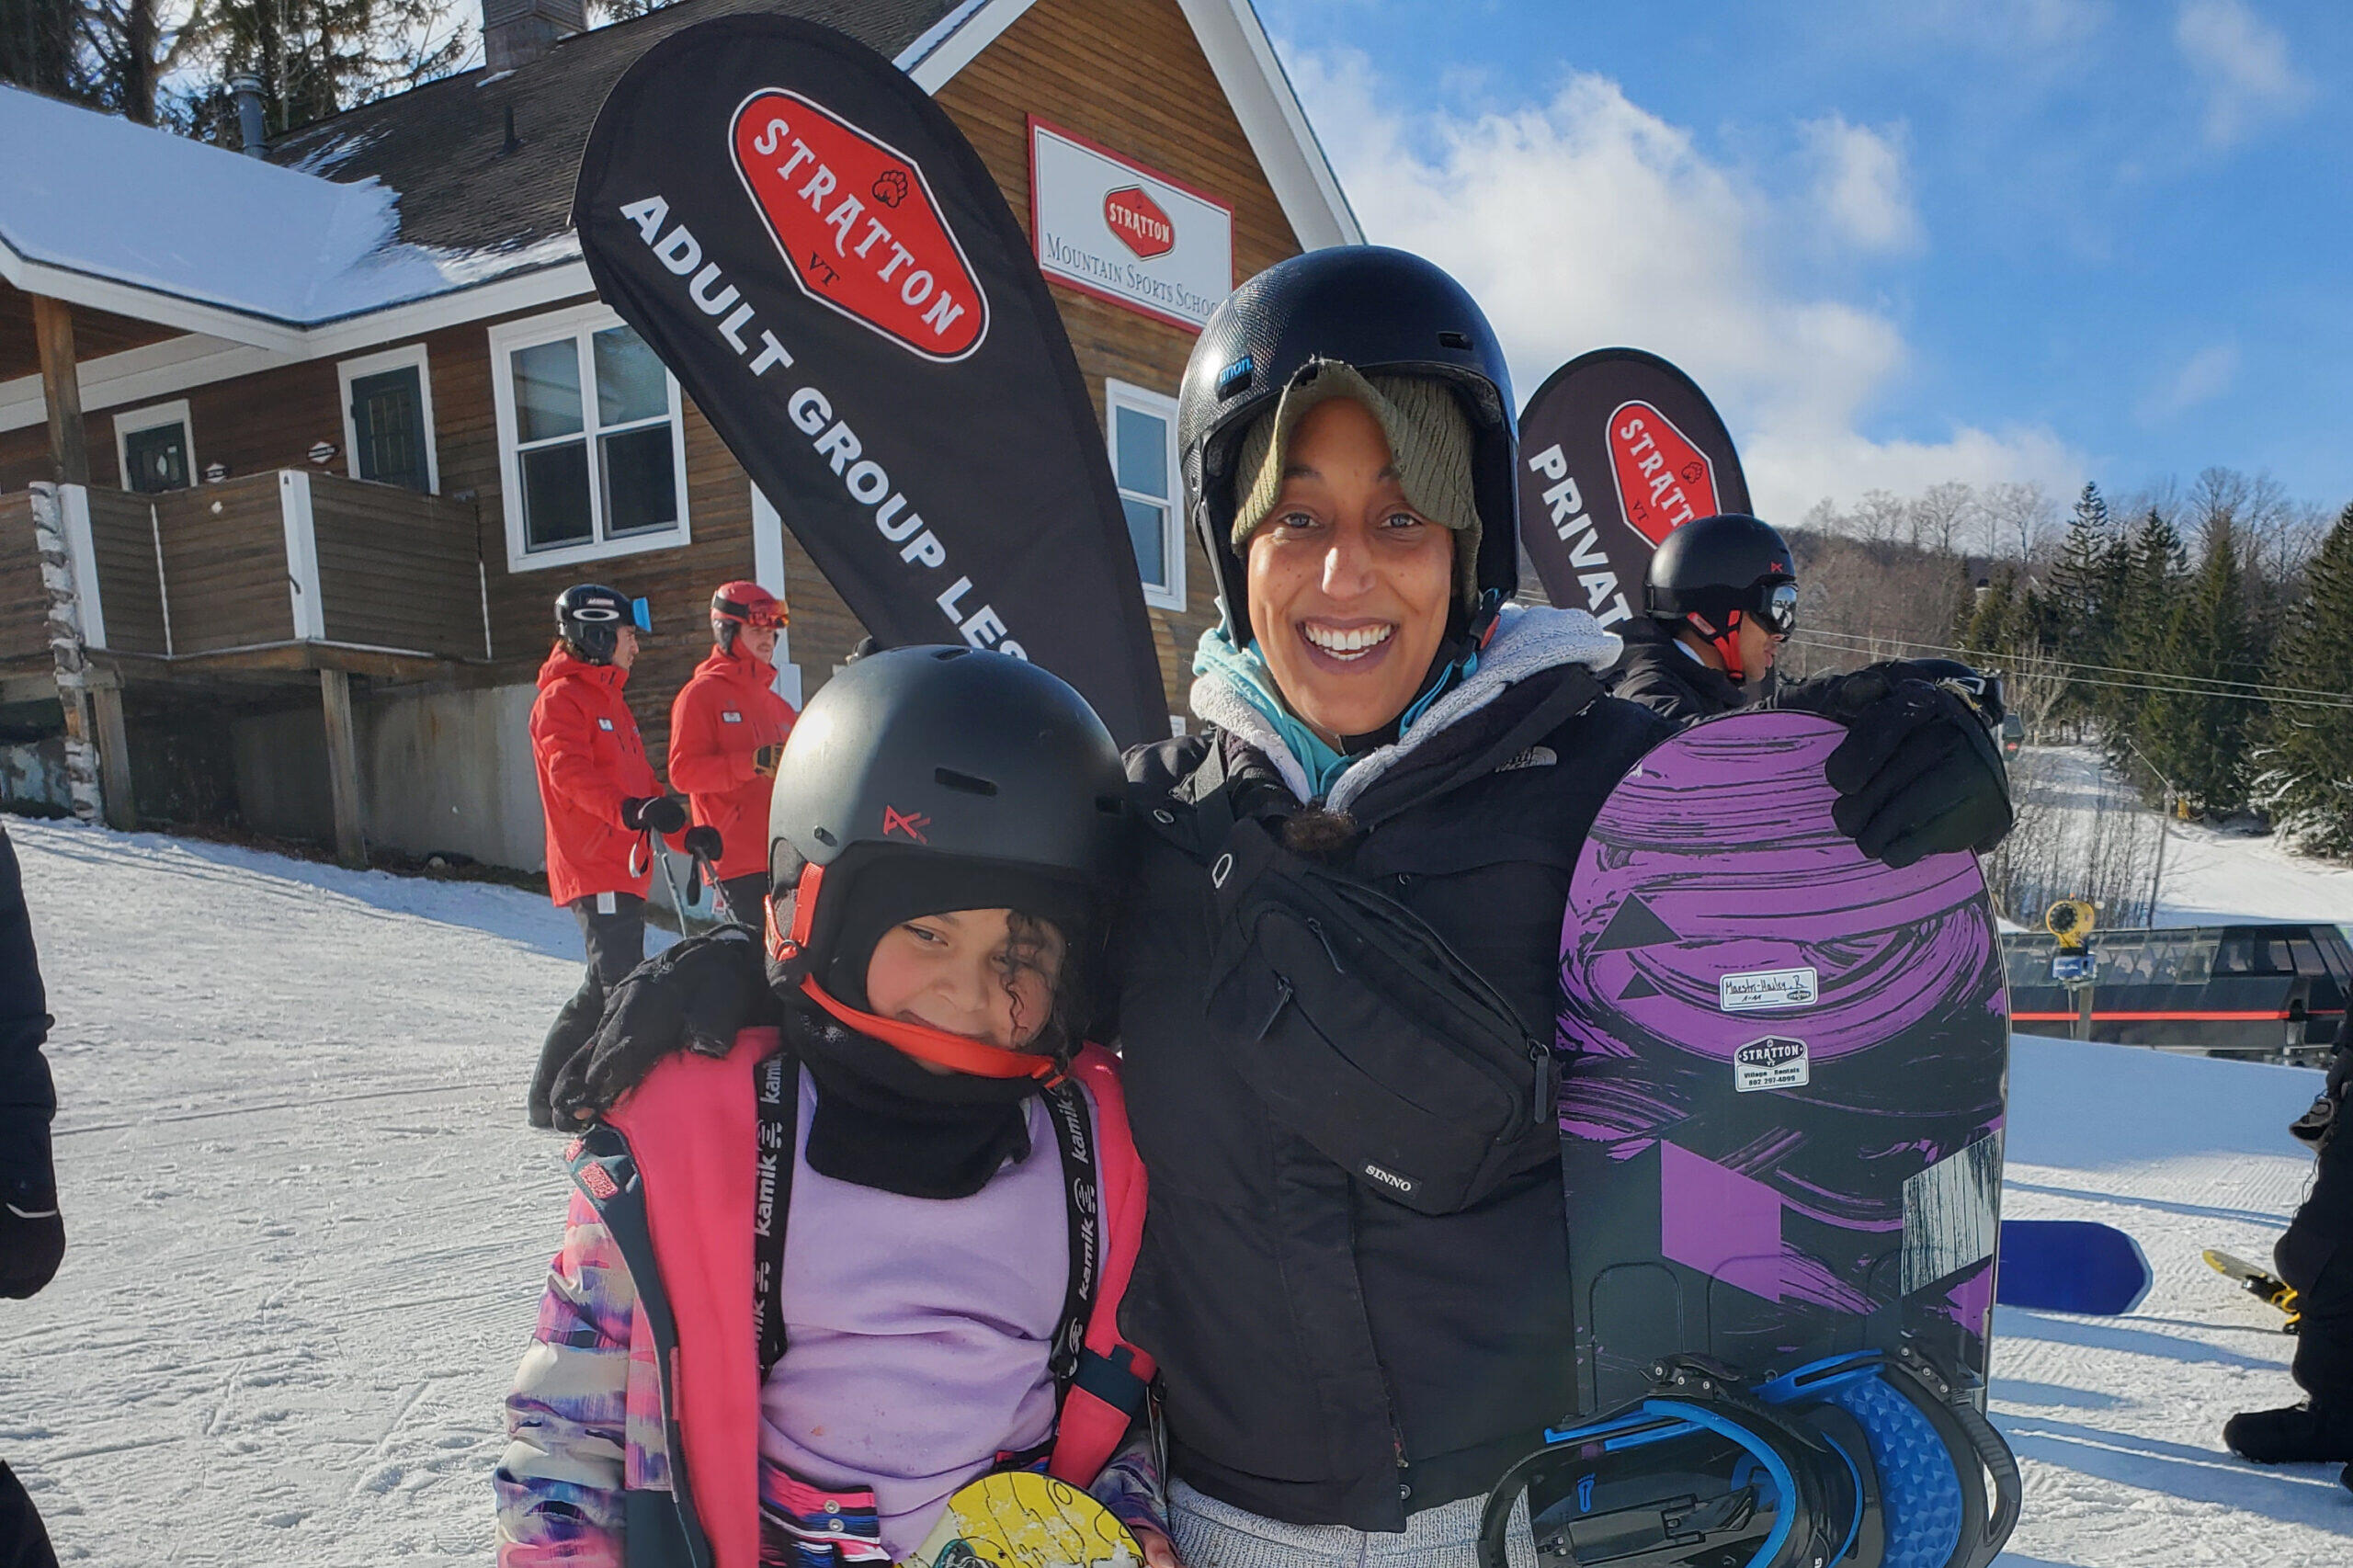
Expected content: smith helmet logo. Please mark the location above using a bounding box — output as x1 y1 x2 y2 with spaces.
1608 401 1720 547
732 90 990 362
1104 186 1175 258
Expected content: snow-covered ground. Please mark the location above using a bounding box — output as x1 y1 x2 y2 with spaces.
3 815 2349 1565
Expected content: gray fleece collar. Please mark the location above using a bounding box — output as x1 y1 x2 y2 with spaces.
1188 603 1623 808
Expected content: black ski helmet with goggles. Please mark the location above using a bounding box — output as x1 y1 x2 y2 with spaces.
1176 246 1522 647
555 583 652 665
1644 513 1799 680
763 647 1129 1079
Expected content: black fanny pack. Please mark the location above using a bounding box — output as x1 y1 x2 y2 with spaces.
1203 816 1555 1216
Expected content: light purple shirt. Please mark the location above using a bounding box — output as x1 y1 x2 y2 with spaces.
758 1069 1070 1558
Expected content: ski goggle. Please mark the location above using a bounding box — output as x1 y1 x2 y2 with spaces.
1479 1351 2018 1568
1752 581 1799 637
715 595 785 629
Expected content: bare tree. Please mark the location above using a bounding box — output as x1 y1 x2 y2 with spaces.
1979 481 2056 563
1910 481 1976 556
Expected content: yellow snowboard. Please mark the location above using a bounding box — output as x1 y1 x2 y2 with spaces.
900 1471 1143 1568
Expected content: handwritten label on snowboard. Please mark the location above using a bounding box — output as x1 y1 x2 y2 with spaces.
1718 965 1819 1012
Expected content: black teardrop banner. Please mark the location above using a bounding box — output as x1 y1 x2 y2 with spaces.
574 14 1167 745
1516 347 1750 625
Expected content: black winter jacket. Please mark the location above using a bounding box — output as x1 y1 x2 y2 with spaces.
1605 619 1746 722
1109 613 1671 1529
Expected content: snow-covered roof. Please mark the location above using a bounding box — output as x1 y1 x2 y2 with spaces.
0 0 1358 361
0 85 579 350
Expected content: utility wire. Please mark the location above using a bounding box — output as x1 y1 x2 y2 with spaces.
1785 632 2353 713
1790 627 2353 707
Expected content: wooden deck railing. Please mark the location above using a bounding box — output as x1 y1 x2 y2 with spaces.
0 473 489 671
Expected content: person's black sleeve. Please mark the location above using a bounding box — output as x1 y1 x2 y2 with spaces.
0 823 62 1300
549 927 777 1125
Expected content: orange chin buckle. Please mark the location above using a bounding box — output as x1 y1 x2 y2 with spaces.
797 976 1058 1081
766 862 823 966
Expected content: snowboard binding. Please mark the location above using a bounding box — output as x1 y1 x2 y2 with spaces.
1477 1348 2018 1568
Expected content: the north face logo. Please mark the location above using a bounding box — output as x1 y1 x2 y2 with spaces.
1608 402 1721 546
733 90 989 361
1104 187 1175 258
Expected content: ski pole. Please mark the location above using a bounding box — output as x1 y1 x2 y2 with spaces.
693 849 741 926
654 840 701 937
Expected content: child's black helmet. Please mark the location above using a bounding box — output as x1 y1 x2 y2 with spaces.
764 647 1129 985
1176 247 1520 644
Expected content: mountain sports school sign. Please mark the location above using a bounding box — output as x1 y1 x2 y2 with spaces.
1028 118 1233 332
574 16 1165 746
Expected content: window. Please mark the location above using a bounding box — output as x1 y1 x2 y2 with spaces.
338 344 439 494
489 304 690 572
1107 380 1184 612
114 400 194 494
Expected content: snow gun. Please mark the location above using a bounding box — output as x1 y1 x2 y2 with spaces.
1478 1346 2019 1568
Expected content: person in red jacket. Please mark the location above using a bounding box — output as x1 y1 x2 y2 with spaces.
667 582 797 927
527 585 687 1129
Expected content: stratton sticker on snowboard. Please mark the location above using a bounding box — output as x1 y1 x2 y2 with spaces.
898 1471 1142 1568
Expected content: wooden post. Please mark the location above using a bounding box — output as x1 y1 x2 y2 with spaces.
90 679 136 831
319 667 367 869
31 296 90 486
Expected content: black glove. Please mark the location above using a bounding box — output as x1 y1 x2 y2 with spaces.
682 824 724 862
1789 668 2014 869
2294 1046 2353 1144
754 744 786 778
0 1168 63 1299
550 928 775 1125
620 794 689 835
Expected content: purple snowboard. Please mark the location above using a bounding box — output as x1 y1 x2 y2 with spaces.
1558 710 2007 1414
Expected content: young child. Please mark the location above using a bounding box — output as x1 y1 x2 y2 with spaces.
494 647 1166 1567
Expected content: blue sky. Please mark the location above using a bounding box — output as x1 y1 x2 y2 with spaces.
1256 0 2353 523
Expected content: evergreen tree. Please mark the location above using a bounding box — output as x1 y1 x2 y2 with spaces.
168 0 468 142
2253 504 2353 855
2138 515 2256 815
2043 482 2116 722
2100 508 2186 750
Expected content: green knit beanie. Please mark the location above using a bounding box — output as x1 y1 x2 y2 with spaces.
1229 359 1482 608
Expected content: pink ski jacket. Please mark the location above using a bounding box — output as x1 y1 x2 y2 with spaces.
493 1027 1155 1568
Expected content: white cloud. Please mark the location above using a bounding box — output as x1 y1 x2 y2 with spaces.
2136 341 2241 423
2176 0 2313 148
1284 48 2085 519
1800 115 1923 255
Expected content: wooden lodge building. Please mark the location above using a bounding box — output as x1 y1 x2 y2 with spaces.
0 0 1358 874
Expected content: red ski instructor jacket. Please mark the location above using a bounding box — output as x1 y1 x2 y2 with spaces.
531 646 667 906
666 645 797 883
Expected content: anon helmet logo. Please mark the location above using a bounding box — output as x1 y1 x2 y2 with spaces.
1104 186 1174 259
1607 401 1721 547
732 90 989 362
881 805 931 842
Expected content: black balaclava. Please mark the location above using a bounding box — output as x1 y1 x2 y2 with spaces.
787 858 1090 1200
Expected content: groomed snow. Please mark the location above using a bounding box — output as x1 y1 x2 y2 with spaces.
3 816 2349 1564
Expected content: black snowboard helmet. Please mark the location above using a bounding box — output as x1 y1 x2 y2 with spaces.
1645 513 1798 680
764 647 1129 1072
1176 246 1519 646
554 583 651 665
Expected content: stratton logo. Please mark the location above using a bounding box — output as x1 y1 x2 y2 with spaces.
731 90 989 362
1733 1036 1811 1093
1104 186 1175 259
1607 401 1721 546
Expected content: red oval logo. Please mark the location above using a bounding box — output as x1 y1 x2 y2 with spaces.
1608 401 1720 546
1103 186 1175 259
731 89 989 362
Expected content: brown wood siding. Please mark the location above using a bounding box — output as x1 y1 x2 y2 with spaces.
308 472 487 658
84 488 168 656
0 490 46 665
151 474 296 653
936 0 1306 714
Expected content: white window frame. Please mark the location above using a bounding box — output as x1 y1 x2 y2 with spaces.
336 342 440 494
488 301 692 574
1106 378 1186 612
113 398 195 494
